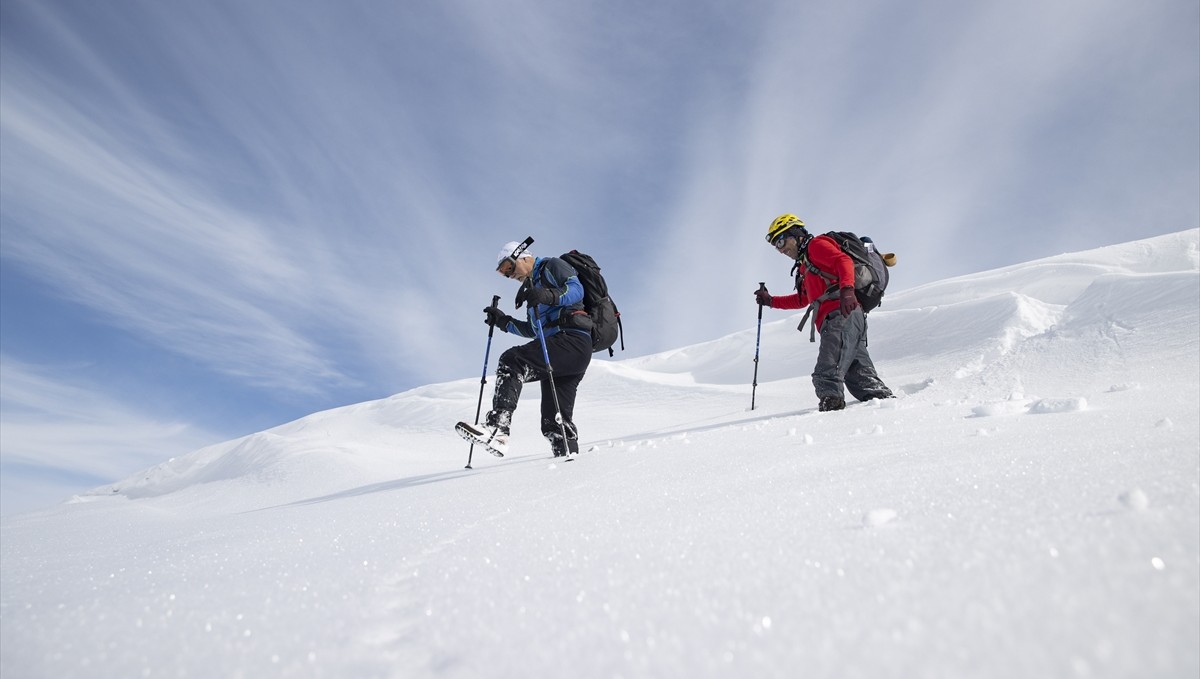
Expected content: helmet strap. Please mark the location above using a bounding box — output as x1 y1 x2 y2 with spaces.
510 236 534 260
796 228 813 250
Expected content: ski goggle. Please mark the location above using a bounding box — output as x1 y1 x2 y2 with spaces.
496 236 534 278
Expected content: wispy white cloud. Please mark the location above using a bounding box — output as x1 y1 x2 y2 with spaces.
636 0 1199 353
0 357 225 514
1 93 347 392
0 0 502 396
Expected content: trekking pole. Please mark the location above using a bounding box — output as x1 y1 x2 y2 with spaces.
466 295 502 469
751 282 766 411
532 305 570 450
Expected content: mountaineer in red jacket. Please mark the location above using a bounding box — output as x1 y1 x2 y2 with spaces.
755 214 893 412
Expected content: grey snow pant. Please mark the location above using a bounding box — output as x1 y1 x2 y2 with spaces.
812 308 893 402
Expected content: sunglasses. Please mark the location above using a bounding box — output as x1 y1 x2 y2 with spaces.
769 233 791 249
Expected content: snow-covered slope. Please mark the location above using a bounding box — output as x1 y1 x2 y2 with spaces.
3 230 1198 678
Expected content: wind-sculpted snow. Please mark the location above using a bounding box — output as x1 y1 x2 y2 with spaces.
1058 270 1200 341
2 230 1197 678
883 228 1200 309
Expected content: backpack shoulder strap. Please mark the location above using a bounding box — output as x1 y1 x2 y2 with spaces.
798 239 840 287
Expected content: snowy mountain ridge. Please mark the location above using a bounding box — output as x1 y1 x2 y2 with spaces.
3 229 1197 678
85 229 1199 507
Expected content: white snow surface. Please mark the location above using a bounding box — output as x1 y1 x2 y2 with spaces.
3 230 1199 678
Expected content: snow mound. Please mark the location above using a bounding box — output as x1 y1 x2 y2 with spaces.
1119 488 1151 511
862 508 899 527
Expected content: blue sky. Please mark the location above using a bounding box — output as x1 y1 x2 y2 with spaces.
2 0 1197 515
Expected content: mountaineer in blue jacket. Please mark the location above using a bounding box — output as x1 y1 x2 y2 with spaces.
476 240 593 457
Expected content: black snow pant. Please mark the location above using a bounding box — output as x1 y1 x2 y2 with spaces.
812 308 893 402
489 329 592 454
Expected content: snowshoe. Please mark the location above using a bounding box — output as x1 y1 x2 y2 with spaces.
455 421 509 457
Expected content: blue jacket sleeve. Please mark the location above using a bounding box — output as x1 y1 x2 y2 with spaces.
507 316 534 338
540 258 584 306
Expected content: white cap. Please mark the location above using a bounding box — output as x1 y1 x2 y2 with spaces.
497 240 534 266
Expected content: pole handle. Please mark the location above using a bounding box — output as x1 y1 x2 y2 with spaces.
485 294 502 332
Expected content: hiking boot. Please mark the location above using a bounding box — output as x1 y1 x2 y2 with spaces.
485 409 513 432
481 410 512 456
818 396 846 412
548 434 579 458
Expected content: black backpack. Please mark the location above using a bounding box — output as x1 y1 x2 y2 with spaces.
560 250 624 356
795 232 895 341
800 231 891 312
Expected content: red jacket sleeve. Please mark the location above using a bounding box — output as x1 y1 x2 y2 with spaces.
771 292 802 310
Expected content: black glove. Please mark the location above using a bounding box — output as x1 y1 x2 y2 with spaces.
755 288 773 307
515 282 556 309
839 286 860 317
483 305 511 328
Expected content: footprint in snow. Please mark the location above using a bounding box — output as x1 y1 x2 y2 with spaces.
899 377 936 395
1027 397 1088 414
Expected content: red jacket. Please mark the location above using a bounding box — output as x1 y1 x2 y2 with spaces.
770 235 855 330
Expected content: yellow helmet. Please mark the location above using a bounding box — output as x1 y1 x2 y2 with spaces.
766 213 805 244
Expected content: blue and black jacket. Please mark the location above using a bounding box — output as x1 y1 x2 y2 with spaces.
504 257 593 340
